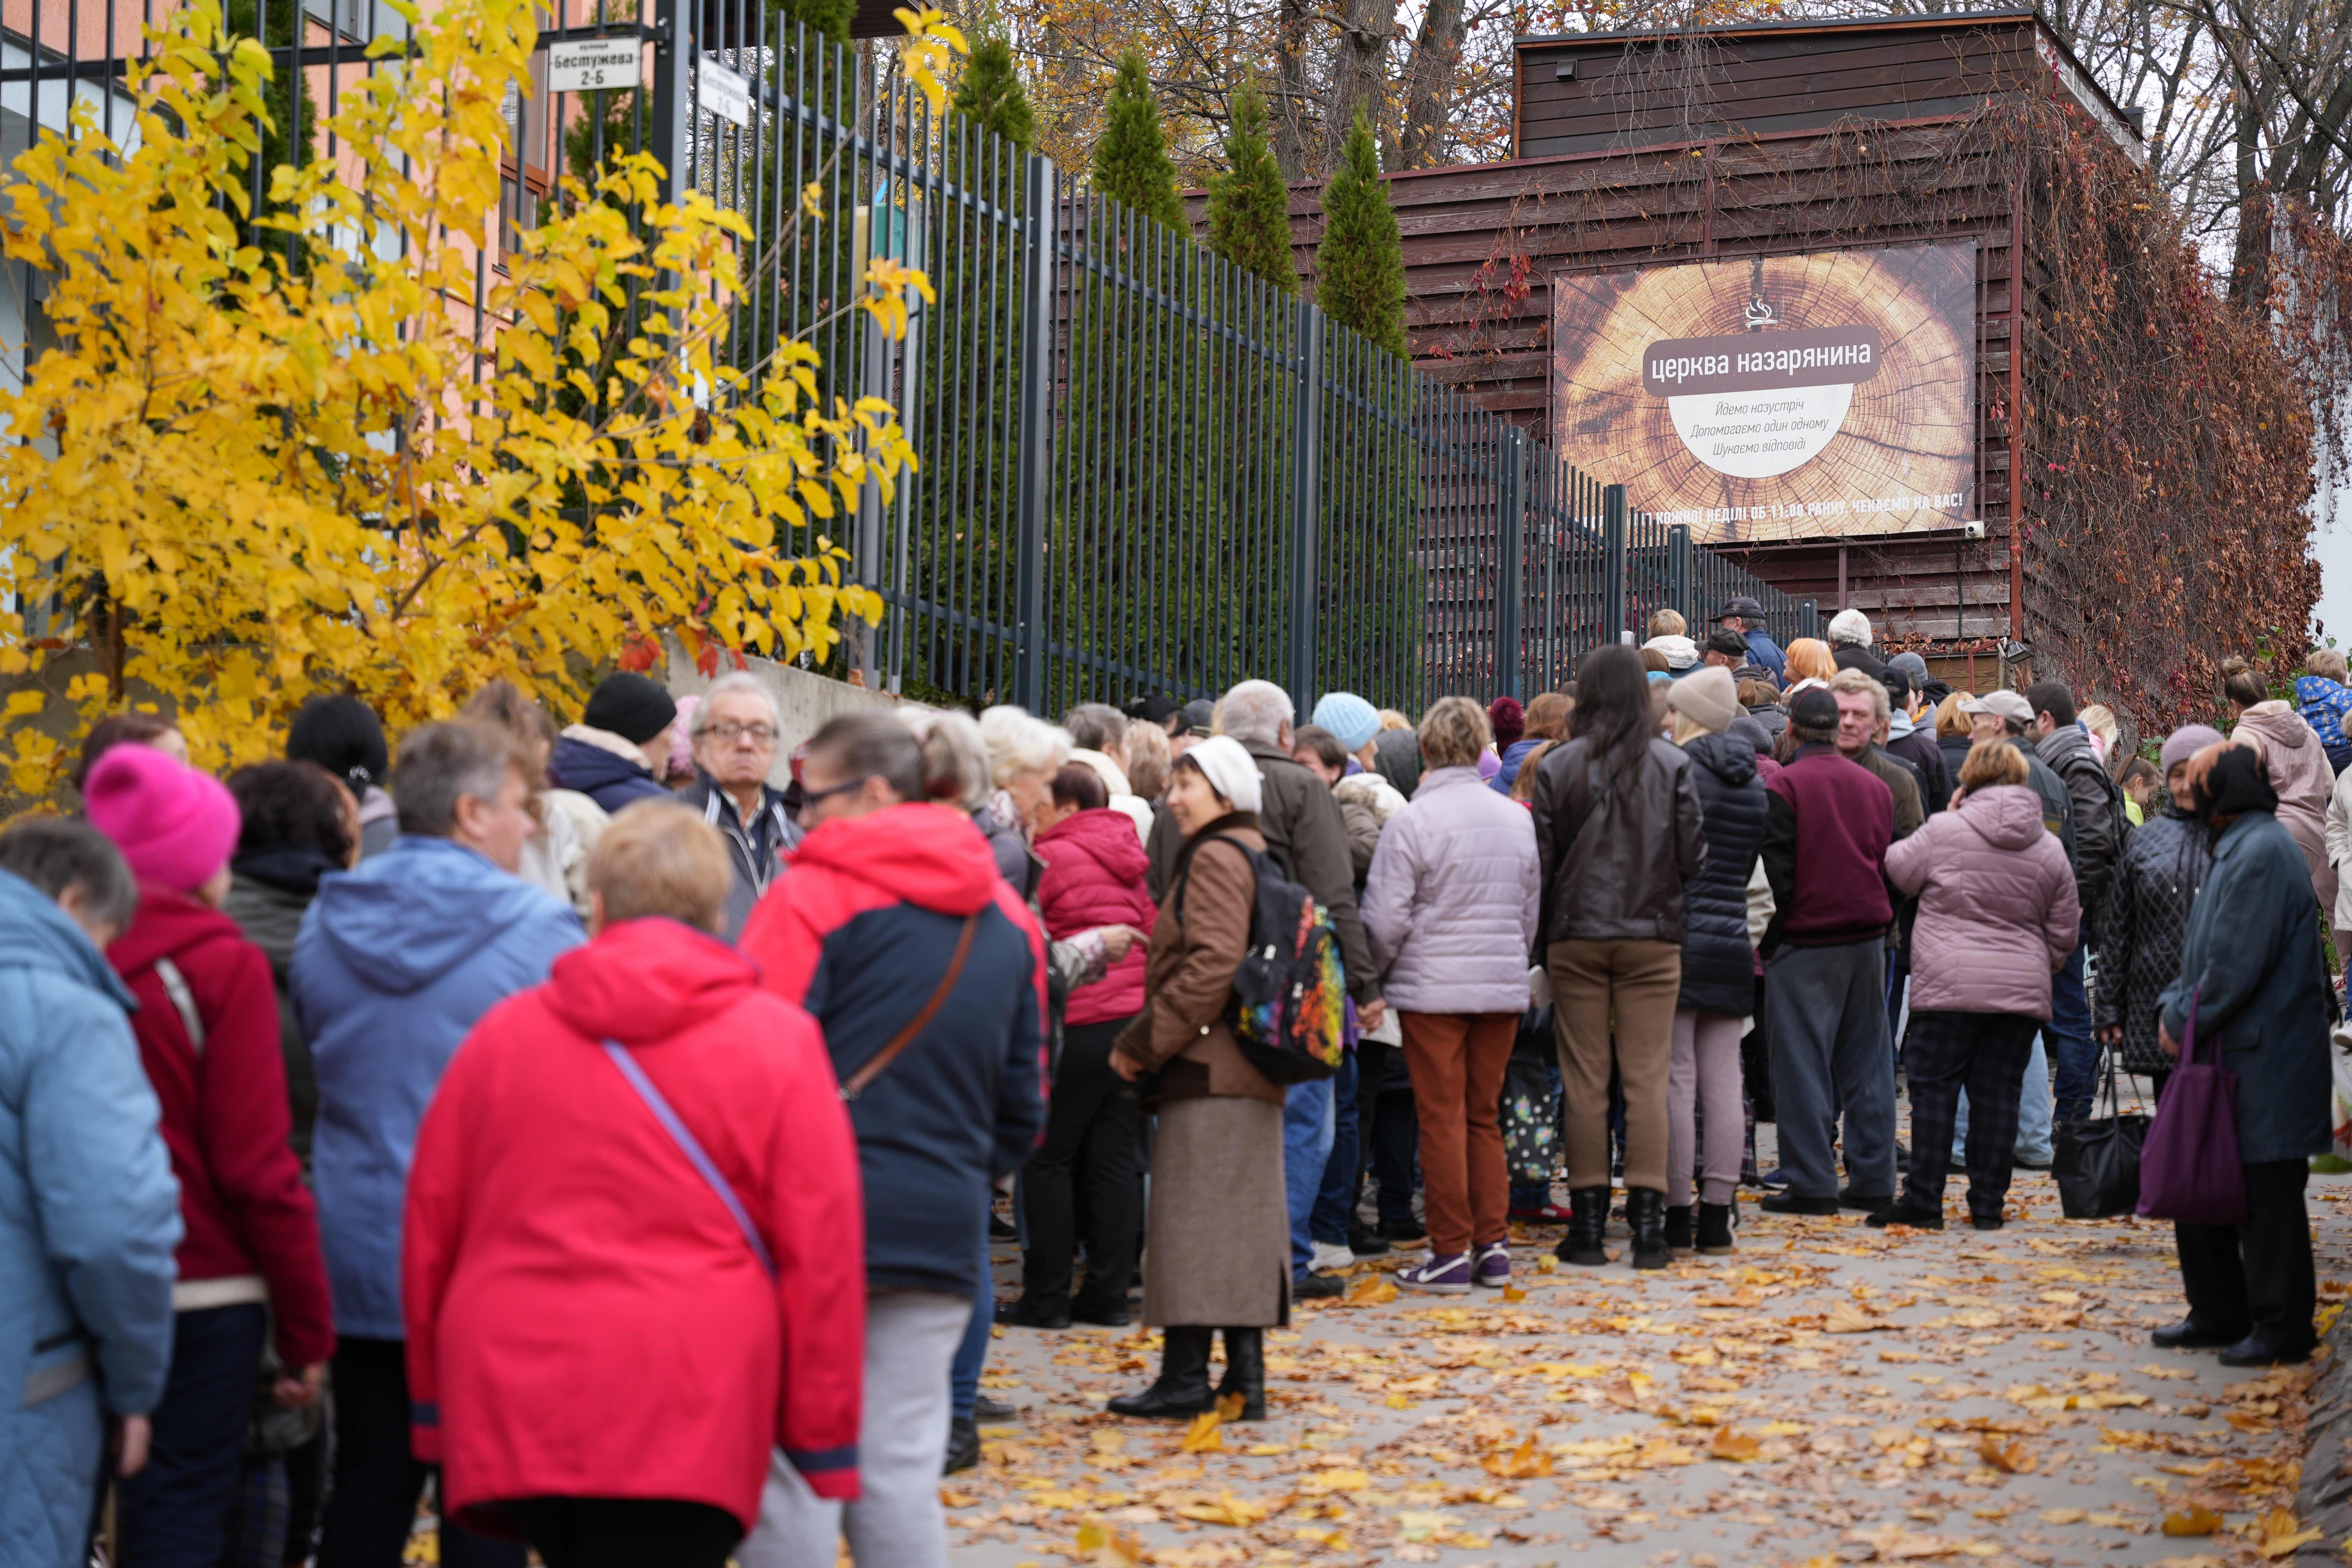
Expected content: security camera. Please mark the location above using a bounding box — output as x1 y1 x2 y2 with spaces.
1962 520 1987 539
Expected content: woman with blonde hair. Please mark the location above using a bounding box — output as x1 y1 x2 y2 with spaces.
1359 698 1541 1292
1781 637 1836 696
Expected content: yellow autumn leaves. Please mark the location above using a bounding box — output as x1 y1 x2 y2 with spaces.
0 0 960 787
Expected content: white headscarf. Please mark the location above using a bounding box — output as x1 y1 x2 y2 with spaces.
1183 734 1263 815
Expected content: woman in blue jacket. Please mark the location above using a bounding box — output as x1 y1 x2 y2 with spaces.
0 818 182 1568
2155 741 2336 1367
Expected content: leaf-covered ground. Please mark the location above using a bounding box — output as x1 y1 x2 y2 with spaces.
953 1167 2352 1568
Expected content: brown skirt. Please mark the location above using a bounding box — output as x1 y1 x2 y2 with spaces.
1141 1095 1291 1328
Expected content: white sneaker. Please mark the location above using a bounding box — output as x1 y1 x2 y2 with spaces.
1310 1241 1356 1275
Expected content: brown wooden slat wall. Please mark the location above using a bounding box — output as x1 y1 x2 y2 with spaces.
1187 14 2056 649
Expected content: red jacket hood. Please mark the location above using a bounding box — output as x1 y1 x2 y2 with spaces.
786 802 1003 915
1036 807 1150 883
109 882 247 972
544 917 764 1045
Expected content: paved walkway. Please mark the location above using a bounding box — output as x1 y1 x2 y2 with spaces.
952 1167 2352 1567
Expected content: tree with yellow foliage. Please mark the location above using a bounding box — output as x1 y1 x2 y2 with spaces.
0 0 961 795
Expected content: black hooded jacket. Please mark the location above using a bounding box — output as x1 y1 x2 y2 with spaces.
1676 732 1768 1015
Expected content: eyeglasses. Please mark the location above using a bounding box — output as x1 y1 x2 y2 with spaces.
798 774 873 808
702 721 779 746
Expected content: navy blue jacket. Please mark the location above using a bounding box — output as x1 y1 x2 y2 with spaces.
741 804 1047 1299
548 733 671 815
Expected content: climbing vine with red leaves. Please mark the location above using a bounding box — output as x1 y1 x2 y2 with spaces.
2014 96 2325 735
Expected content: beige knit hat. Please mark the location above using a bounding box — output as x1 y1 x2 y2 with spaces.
1666 665 1739 735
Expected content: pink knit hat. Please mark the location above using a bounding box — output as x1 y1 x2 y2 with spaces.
83 743 241 893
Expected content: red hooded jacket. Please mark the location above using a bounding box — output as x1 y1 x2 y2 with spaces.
1034 807 1156 1026
109 884 334 1368
401 917 865 1526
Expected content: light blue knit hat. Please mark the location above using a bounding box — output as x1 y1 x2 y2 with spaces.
1311 691 1381 753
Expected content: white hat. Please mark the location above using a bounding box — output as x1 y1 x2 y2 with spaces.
1642 633 1699 671
1958 689 2033 725
1182 734 1263 815
1826 608 1873 647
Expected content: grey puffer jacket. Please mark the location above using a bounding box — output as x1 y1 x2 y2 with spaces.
1531 735 1708 947
1360 767 1540 1014
1883 783 2079 1019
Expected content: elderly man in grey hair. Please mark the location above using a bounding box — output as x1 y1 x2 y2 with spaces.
1144 679 1384 1301
678 672 799 939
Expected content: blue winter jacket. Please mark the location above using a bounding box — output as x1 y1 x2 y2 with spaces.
1489 738 1547 796
1744 627 1788 684
548 734 671 815
292 837 582 1338
0 869 181 1568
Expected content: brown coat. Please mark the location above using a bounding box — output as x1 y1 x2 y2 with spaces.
1114 822 1284 1106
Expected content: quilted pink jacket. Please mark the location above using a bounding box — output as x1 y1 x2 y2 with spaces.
1883 784 2080 1020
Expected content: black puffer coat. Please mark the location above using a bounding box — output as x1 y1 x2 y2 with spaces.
2093 804 2211 1076
1676 732 1769 1015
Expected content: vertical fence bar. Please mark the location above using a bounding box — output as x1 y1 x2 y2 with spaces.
1012 152 1056 713
1800 599 1820 640
1494 428 1526 700
648 0 693 207
1602 484 1628 644
1667 524 1692 631
1287 298 1324 715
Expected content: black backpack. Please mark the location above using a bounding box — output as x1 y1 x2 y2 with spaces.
1172 833 1346 1085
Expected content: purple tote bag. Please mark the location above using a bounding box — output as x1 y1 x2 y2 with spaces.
2135 987 2248 1225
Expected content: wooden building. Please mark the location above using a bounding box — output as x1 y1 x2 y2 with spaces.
1238 10 2152 658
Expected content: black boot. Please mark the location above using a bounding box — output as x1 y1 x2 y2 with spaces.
942 1415 980 1474
1627 1187 1670 1270
1108 1326 1215 1418
1215 1328 1266 1420
1557 1186 1609 1267
1663 1205 1694 1256
1696 1201 1735 1255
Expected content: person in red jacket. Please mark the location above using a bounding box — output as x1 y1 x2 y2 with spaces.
402 802 864 1568
82 742 335 1566
1000 763 1156 1330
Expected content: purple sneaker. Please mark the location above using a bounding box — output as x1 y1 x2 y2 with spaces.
1472 1240 1512 1289
1396 1251 1473 1294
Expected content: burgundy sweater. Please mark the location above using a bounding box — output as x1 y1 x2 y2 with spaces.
1760 746 1895 949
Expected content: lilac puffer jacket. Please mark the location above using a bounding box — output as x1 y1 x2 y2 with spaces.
1883 783 2079 1020
1360 766 1541 1014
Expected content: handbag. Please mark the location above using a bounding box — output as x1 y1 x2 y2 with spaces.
1500 1007 1562 1186
604 1040 777 1279
2052 1044 2146 1220
2135 986 2248 1225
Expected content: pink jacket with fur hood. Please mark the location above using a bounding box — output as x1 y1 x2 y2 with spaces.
1883 783 2080 1020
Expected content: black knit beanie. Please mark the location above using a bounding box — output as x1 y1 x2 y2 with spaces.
583 673 678 745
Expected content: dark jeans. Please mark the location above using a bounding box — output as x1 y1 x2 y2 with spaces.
2048 941 2097 1124
2175 1159 2318 1355
1021 1017 1143 1312
950 1214 989 1424
118 1303 264 1568
318 1338 526 1568
1900 1010 2039 1220
496 1498 740 1568
1310 1048 1362 1246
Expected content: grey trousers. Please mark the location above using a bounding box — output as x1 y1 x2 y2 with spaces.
738 1289 972 1568
1763 940 1896 1200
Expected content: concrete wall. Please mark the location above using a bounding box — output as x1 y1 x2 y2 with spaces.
663 639 908 789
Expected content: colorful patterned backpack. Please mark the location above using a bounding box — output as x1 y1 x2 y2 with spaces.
1175 835 1345 1084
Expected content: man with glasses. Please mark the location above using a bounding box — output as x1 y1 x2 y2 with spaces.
678 673 801 940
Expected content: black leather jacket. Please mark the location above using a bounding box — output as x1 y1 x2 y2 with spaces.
1530 735 1709 949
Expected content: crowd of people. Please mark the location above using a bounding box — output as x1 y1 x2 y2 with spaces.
1 597 2343 1568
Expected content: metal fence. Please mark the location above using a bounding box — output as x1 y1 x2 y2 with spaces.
0 0 1815 716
